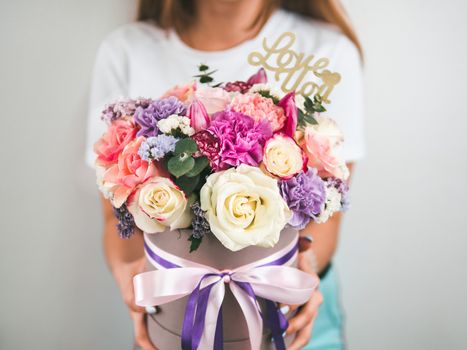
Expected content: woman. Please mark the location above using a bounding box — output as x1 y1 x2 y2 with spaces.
86 0 365 349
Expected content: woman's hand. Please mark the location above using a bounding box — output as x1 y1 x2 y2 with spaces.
113 256 157 350
282 239 324 350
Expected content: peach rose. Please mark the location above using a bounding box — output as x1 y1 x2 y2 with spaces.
302 116 348 180
93 119 137 167
262 134 307 179
103 137 161 207
162 81 196 102
127 177 192 233
229 93 286 131
195 86 232 114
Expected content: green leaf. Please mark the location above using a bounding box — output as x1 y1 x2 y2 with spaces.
175 174 200 195
185 156 209 177
198 64 209 72
199 76 214 84
174 138 198 155
257 90 279 104
188 235 203 253
167 155 195 177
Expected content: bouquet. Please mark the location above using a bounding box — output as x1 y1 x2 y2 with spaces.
94 65 349 349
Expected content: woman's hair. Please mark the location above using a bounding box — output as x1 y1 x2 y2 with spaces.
137 0 363 57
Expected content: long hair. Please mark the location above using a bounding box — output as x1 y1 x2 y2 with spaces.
137 0 363 57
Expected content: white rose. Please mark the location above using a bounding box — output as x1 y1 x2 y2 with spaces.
200 164 292 251
262 134 306 179
127 177 192 233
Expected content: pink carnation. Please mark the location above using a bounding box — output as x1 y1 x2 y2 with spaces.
229 93 286 132
208 111 272 168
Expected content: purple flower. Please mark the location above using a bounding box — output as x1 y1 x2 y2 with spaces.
134 96 186 137
325 177 350 211
208 110 272 168
138 134 178 161
279 168 326 229
190 201 212 239
101 98 152 124
112 205 135 239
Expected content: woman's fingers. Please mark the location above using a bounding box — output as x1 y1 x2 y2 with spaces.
286 290 323 335
131 311 157 350
287 317 315 350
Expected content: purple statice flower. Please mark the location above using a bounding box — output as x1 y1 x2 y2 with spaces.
112 205 135 239
138 134 178 161
101 98 153 124
325 177 350 211
279 168 326 229
190 201 212 239
207 110 272 169
134 96 187 137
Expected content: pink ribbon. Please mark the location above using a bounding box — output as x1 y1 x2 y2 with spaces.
134 235 318 350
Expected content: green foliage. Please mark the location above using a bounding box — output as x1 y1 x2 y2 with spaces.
175 174 200 195
256 90 280 104
174 138 198 156
188 235 203 253
194 64 218 85
167 155 195 177
297 94 326 128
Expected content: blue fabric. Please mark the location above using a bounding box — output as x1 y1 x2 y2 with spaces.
302 266 345 350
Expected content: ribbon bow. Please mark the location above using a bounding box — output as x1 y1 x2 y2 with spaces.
134 235 318 350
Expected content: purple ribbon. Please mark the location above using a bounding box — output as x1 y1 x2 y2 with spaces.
144 242 298 350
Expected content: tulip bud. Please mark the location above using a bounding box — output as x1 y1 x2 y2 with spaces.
247 68 268 85
278 92 298 138
187 99 210 132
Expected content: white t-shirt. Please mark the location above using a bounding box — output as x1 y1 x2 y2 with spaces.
85 9 365 167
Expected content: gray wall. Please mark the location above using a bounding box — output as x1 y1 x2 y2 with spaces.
1 0 466 349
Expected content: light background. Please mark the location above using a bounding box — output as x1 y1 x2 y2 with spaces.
1 0 466 349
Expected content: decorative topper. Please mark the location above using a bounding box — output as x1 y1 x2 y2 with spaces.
248 32 341 104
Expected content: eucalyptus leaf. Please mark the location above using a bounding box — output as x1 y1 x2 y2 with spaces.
174 138 198 156
185 156 209 177
175 174 200 195
168 155 195 177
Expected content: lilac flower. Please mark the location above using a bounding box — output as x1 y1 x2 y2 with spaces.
325 177 350 211
191 201 212 239
279 168 326 229
138 134 178 161
134 96 187 137
112 205 135 239
101 98 152 124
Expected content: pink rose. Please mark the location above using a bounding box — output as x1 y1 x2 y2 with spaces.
93 119 137 167
229 93 286 132
162 81 196 102
195 86 232 114
103 137 161 207
302 117 348 180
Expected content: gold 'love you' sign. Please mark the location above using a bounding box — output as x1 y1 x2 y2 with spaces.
248 32 341 104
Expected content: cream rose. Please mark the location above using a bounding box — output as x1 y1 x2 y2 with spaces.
200 164 292 251
262 134 307 179
127 177 192 233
